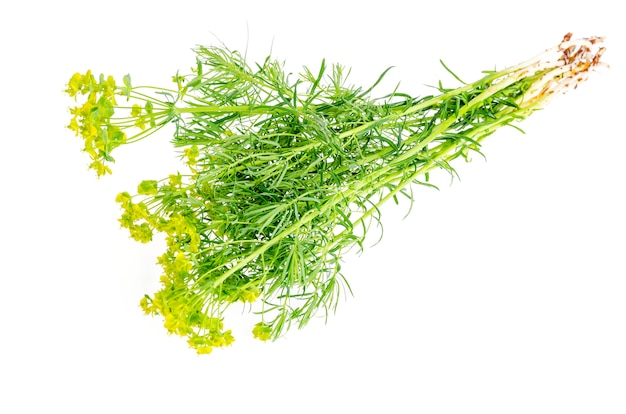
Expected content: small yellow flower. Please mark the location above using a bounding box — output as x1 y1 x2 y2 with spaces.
168 173 182 188
115 191 132 204
173 252 192 274
164 313 184 335
139 296 155 315
222 330 235 346
88 160 112 177
183 145 199 166
118 213 134 229
94 136 106 151
130 104 142 118
195 345 213 355
68 117 79 135
240 287 261 303
128 202 150 221
66 72 83 97
134 117 146 130
129 222 153 243
172 74 185 91
103 75 116 93
159 275 171 288
252 322 272 341
78 101 94 118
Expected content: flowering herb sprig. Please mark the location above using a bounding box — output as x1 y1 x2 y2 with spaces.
66 34 605 354
65 71 175 176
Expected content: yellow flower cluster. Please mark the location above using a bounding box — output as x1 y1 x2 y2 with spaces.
161 213 201 253
116 179 240 353
65 71 127 176
116 174 271 353
116 191 154 243
140 286 235 355
252 322 272 341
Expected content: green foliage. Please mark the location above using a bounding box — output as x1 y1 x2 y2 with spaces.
65 34 604 354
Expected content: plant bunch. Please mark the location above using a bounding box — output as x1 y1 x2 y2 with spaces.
65 33 605 354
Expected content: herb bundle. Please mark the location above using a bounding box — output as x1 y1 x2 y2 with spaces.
66 33 605 354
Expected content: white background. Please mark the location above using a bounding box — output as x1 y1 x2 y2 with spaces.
1 1 624 413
